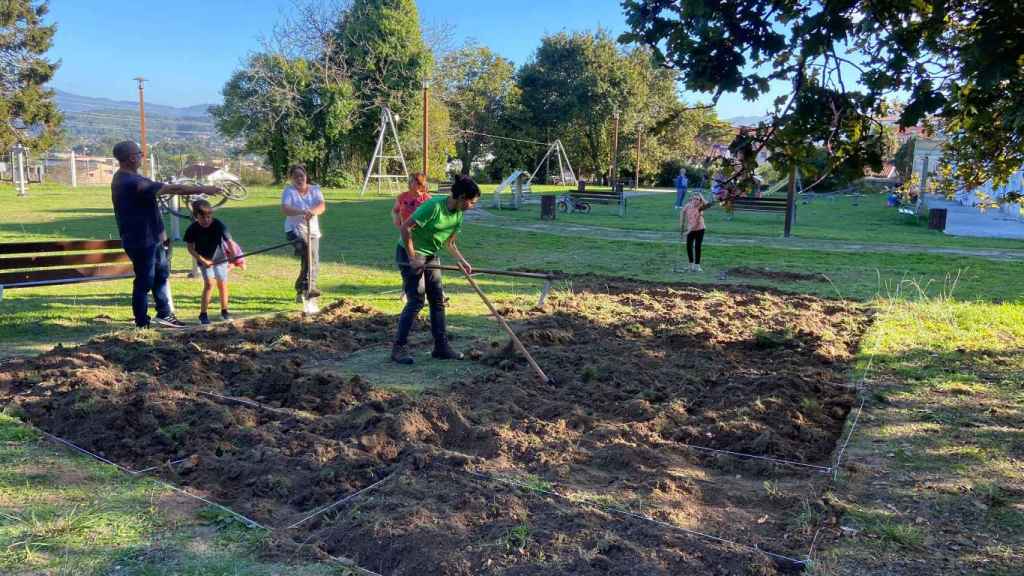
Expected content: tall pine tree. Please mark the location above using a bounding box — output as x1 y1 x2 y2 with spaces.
335 0 440 177
1 0 62 153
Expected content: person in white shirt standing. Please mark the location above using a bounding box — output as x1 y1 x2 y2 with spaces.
280 164 326 301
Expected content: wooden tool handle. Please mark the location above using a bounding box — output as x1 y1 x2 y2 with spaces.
457 263 551 384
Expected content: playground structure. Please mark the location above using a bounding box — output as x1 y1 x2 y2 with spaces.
360 107 409 197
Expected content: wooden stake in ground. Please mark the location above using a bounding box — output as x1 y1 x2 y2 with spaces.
457 263 554 385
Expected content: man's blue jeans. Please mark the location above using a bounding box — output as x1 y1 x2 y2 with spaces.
124 242 172 327
675 187 688 207
394 245 447 346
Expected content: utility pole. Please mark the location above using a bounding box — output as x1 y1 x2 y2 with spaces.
611 110 620 186
422 79 430 179
134 77 148 175
784 164 796 238
634 128 642 191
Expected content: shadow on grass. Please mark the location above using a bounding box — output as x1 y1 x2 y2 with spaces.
825 346 1024 570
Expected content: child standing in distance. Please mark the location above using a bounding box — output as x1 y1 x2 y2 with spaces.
393 173 431 227
184 200 232 324
681 192 713 272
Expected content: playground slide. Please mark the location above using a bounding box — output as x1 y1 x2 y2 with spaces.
491 170 527 208
494 170 525 195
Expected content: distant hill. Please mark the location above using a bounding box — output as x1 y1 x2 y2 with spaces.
54 89 211 118
53 89 226 151
726 115 769 127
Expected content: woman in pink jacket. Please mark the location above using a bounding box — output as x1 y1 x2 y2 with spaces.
680 193 713 272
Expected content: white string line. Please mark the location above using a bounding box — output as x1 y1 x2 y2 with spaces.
831 348 878 482
37 430 268 530
327 555 387 576
831 395 867 484
131 457 192 475
38 429 392 574
450 129 549 146
461 469 808 567
806 524 826 561
147 476 270 531
805 320 887 561
672 442 833 473
198 390 294 416
38 430 138 475
287 475 393 529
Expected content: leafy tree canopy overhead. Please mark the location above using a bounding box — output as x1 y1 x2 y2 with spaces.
621 0 1024 190
1 0 62 153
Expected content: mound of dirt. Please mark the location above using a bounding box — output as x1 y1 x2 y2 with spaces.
0 282 869 575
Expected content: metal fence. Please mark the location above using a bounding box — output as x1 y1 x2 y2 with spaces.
1 149 119 188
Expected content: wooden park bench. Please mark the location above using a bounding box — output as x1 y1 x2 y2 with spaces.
730 196 790 215
0 239 133 301
570 180 625 206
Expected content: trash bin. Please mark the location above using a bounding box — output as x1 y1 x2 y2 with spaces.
928 208 947 231
540 194 556 221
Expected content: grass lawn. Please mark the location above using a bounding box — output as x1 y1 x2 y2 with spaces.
2 183 1023 356
1 181 1022 574
489 188 1024 250
812 297 1024 574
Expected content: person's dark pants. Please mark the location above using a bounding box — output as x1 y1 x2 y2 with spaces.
675 187 687 207
394 245 447 346
124 242 172 327
287 231 319 294
686 229 705 264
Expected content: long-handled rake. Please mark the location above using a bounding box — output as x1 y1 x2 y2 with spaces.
455 263 556 385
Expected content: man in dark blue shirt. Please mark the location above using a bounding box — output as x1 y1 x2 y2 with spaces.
111 141 222 328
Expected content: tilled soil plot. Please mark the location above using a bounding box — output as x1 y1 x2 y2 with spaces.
0 279 869 575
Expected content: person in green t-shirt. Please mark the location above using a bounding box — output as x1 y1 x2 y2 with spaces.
391 175 482 364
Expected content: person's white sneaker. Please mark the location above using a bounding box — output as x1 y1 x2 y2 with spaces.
694 264 703 273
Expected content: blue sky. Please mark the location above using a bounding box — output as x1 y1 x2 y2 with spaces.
47 0 781 119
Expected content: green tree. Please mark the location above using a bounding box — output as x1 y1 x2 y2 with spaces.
439 43 516 175
517 30 633 180
0 0 61 153
335 0 442 177
211 53 356 183
504 31 729 184
621 0 1024 193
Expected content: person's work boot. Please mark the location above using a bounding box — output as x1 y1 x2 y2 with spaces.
391 343 414 365
431 341 464 360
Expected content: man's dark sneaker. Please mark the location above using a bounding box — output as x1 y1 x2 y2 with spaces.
391 343 414 365
220 309 231 321
431 343 464 360
154 313 186 329
306 288 322 299
198 312 211 325
295 292 304 303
